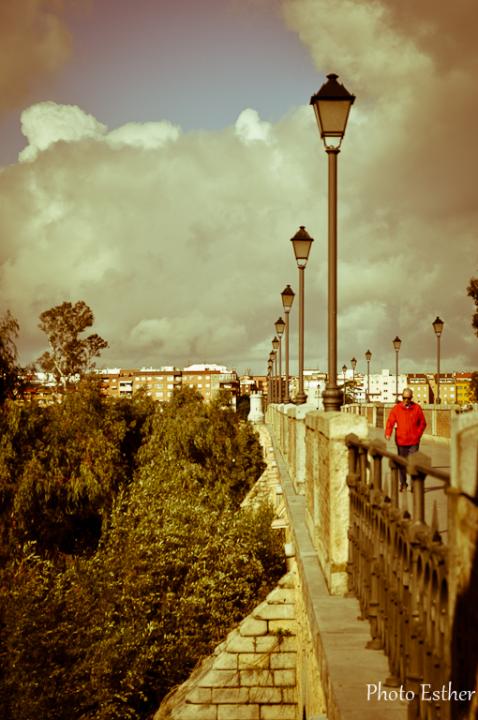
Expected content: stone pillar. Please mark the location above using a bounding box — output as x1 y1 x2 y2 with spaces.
304 411 368 595
286 404 316 496
247 392 264 424
448 411 478 715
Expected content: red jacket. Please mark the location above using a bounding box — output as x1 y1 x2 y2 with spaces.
385 402 427 446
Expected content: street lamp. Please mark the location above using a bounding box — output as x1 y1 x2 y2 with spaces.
351 357 357 402
269 350 276 403
272 337 279 404
342 364 347 401
291 226 314 404
275 317 285 403
432 316 444 404
281 284 295 403
393 336 401 403
365 349 372 403
267 358 273 405
310 73 355 412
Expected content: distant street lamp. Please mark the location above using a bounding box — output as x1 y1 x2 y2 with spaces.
281 285 295 403
342 364 347 401
272 337 279 404
291 226 314 404
311 73 355 412
351 357 357 402
269 350 276 403
267 358 273 405
393 336 402 403
365 349 372 402
432 316 444 404
275 317 285 403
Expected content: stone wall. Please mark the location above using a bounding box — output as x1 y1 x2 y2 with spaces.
448 411 478 719
154 574 299 720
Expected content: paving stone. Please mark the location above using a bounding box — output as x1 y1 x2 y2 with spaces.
217 704 260 720
184 687 212 704
272 669 296 687
240 617 268 636
260 705 297 720
264 588 296 605
254 603 295 621
213 653 238 671
267 619 296 634
270 653 296 670
212 687 250 704
238 653 270 669
226 635 256 653
256 635 296 653
281 688 297 704
173 704 217 720
239 669 275 687
199 670 240 688
249 686 282 704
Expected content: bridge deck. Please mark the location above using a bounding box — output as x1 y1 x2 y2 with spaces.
269 426 408 720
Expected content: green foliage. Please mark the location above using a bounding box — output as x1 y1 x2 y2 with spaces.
0 384 284 720
470 371 478 403
467 276 478 338
38 300 108 389
0 310 21 404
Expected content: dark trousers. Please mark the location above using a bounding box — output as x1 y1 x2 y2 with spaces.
396 444 420 487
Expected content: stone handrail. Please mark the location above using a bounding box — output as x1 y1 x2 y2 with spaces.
345 433 450 720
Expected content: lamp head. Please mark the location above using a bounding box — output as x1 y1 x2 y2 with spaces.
281 284 295 311
291 226 314 268
432 316 444 336
310 73 355 150
275 317 286 336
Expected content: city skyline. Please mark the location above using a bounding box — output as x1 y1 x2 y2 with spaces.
0 0 476 375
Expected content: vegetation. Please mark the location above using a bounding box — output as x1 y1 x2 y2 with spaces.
0 384 283 720
38 300 108 389
0 310 21 404
467 276 478 339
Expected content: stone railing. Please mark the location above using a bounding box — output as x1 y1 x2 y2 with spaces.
345 434 450 720
266 403 478 720
341 403 464 439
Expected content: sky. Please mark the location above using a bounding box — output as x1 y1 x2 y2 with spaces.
0 0 477 376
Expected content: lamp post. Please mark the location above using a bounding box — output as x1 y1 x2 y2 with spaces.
272 337 279 404
281 285 295 403
365 349 372 403
310 73 355 412
432 316 444 404
274 317 285 403
393 336 401 403
269 350 276 403
342 364 347 402
291 226 314 404
267 358 273 405
351 357 357 402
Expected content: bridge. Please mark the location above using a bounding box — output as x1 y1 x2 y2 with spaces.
155 402 478 720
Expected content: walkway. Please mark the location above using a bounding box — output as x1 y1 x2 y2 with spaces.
269 426 408 720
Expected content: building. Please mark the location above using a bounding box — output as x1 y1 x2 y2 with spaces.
407 373 433 404
364 369 408 403
455 372 474 405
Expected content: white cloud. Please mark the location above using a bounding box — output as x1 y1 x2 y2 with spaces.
0 0 476 375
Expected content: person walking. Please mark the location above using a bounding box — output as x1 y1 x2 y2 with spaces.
385 388 427 491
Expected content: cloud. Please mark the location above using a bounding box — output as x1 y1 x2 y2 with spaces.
0 1 71 117
0 0 476 376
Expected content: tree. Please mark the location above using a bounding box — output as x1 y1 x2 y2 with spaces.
467 277 478 338
0 311 22 404
38 301 108 389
